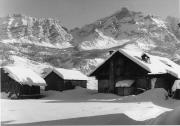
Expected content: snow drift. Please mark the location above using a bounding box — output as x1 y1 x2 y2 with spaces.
2 87 178 125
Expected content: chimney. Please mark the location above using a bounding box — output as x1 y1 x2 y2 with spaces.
109 50 114 55
141 53 151 64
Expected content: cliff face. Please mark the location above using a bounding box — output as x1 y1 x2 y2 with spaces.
0 14 72 48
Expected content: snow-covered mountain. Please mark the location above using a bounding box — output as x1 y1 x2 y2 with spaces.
0 14 75 76
71 8 179 53
0 14 72 49
70 8 180 73
1 8 180 75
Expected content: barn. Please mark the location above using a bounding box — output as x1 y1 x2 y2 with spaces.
44 68 88 91
1 65 46 98
89 49 180 98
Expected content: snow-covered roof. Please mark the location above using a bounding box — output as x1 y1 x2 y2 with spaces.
154 56 180 78
90 49 180 79
172 80 180 92
3 65 46 86
53 68 88 80
119 49 167 74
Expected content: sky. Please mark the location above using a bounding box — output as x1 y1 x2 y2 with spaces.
0 0 179 29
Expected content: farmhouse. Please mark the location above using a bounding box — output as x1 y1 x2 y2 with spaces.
1 65 46 98
89 49 180 98
44 68 88 91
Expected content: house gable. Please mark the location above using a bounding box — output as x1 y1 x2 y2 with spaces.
90 51 149 79
44 71 64 91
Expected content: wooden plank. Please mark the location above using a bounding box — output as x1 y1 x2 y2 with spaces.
108 58 115 93
98 79 109 93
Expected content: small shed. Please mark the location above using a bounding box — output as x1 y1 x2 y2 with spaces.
44 68 88 91
89 49 180 97
1 65 46 98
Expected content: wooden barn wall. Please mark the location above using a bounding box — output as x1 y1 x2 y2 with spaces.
155 74 176 91
44 71 64 91
64 80 75 90
94 52 149 93
98 79 109 93
115 87 135 96
20 85 40 95
1 69 20 92
1 68 9 91
1 69 40 95
135 77 150 90
70 80 87 88
64 80 87 89
114 53 148 81
94 52 148 80
45 72 87 91
94 61 110 80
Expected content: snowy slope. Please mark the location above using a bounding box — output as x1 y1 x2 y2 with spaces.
79 29 130 50
1 38 72 49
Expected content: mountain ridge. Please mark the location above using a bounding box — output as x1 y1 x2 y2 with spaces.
0 8 180 75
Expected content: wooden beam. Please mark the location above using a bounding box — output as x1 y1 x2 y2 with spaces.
108 58 115 93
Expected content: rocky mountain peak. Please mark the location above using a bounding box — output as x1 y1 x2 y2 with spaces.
113 7 132 20
0 14 73 48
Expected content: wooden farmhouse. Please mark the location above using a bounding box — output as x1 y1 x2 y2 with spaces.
89 49 180 98
44 68 88 91
1 65 46 98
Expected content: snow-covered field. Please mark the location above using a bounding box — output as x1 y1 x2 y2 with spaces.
1 87 180 125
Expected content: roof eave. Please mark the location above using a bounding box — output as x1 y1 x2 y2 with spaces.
88 50 119 76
